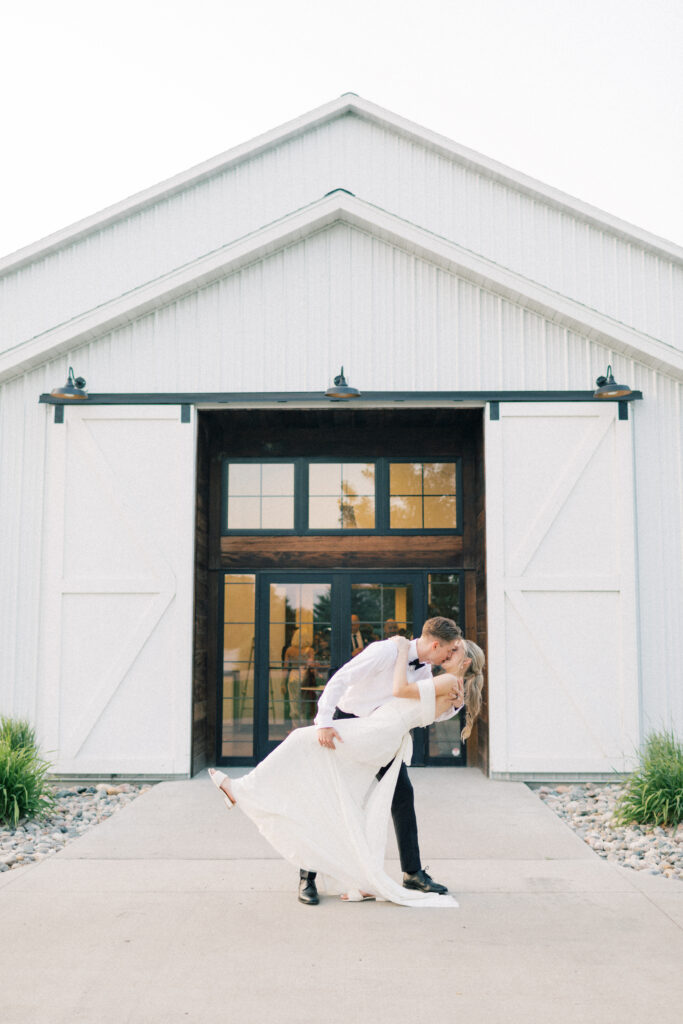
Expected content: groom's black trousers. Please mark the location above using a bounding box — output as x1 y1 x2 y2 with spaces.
301 707 421 882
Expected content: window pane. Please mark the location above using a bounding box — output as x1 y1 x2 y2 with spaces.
427 573 461 622
428 710 466 760
228 464 261 495
424 495 457 528
390 462 422 495
269 582 332 740
309 464 340 496
261 463 294 496
390 495 422 528
345 496 375 528
423 463 456 495
351 583 414 648
309 496 343 529
224 462 295 531
342 463 374 496
223 622 254 663
269 584 299 624
261 496 294 529
222 572 256 759
227 496 260 529
224 577 255 622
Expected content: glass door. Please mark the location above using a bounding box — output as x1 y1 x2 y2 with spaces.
218 569 465 765
261 575 336 757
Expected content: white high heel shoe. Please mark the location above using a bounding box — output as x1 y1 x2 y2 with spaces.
209 768 235 809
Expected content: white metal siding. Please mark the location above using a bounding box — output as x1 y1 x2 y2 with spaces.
1 114 680 358
0 225 681 767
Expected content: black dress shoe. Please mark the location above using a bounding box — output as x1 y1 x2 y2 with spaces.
298 872 319 905
402 868 448 895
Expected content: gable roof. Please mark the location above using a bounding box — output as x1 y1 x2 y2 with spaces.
2 93 681 277
2 190 681 385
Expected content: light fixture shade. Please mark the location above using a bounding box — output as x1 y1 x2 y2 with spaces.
325 366 360 399
51 367 88 400
594 365 632 399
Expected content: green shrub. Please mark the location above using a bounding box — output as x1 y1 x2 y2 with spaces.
0 737 54 828
0 716 37 752
614 730 683 828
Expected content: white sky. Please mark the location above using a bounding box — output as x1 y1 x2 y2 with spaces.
1 0 681 258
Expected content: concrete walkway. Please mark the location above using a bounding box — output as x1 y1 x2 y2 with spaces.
1 768 681 1024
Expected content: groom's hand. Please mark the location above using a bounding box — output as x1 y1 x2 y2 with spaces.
318 727 343 749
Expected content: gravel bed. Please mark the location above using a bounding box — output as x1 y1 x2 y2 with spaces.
536 782 683 880
0 783 152 872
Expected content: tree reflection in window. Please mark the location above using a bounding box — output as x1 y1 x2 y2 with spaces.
390 463 457 529
309 463 375 529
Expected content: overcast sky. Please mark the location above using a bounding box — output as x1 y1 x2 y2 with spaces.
2 0 681 259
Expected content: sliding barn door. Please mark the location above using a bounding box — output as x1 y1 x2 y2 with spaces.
38 406 196 775
485 402 640 775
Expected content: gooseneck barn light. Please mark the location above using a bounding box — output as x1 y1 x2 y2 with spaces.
325 366 361 400
50 367 89 400
593 365 633 400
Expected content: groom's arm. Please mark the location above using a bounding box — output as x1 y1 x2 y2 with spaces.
314 640 396 729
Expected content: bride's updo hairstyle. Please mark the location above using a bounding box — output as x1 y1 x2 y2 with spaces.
460 640 485 742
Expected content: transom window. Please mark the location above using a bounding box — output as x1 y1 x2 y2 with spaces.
223 463 295 530
308 463 375 529
390 462 457 529
222 458 461 534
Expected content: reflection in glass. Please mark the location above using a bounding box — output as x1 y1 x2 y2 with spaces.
222 575 256 758
424 495 457 528
348 583 414 664
225 462 294 530
423 463 456 495
389 462 457 529
308 463 375 529
389 462 422 495
268 582 332 743
427 571 464 762
389 495 422 529
428 710 466 760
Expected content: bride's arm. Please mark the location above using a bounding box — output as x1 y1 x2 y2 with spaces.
390 639 458 700
392 637 421 698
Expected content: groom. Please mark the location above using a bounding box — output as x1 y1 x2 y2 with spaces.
298 615 463 905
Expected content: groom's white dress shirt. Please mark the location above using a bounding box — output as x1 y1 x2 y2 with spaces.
314 637 456 729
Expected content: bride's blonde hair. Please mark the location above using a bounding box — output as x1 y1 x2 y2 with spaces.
460 640 485 742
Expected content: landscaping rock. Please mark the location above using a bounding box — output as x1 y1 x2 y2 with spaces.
0 783 152 871
536 782 683 882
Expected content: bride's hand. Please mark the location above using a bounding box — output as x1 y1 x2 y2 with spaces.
390 635 411 652
434 673 465 704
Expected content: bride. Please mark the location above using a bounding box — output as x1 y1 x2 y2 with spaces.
209 635 484 908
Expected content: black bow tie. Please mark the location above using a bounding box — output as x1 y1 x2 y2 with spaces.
409 657 425 669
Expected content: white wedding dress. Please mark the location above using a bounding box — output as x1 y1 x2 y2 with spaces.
228 679 457 908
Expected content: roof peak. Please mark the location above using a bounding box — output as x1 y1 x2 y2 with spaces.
1 92 681 275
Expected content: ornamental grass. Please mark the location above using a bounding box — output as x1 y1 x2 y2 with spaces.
614 730 683 828
0 717 54 827
0 715 37 752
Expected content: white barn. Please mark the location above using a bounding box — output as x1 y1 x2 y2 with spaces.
1 94 681 781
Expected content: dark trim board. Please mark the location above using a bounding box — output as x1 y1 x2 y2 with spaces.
40 389 642 406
